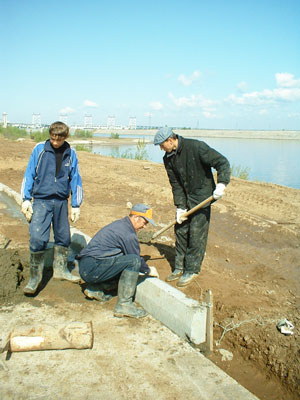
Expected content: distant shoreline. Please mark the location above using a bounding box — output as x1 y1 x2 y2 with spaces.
92 128 300 141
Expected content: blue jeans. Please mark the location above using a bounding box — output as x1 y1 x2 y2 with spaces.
29 198 70 252
79 254 141 283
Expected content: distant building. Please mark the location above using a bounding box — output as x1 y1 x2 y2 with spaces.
128 116 136 130
2 112 7 128
107 116 116 129
84 114 93 129
32 113 41 129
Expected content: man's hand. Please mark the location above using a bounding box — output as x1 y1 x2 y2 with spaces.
148 266 159 278
71 207 80 223
176 208 188 224
213 183 226 200
21 200 33 222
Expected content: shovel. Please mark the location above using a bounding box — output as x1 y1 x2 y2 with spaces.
150 195 214 241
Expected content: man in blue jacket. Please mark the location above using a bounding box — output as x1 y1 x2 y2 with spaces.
21 121 83 295
77 204 159 319
154 127 231 287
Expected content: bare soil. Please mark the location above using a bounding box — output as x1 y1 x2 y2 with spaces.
0 137 299 400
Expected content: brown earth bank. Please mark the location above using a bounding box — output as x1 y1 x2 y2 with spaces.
0 137 299 400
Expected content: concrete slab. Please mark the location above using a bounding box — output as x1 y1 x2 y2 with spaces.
136 276 207 345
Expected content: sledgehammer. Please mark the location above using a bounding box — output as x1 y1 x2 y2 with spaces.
150 195 214 241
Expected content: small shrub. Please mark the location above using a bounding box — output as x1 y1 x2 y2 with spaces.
30 131 49 142
110 148 133 159
231 164 250 180
110 140 149 161
110 132 120 139
135 139 148 160
74 144 91 152
73 130 93 139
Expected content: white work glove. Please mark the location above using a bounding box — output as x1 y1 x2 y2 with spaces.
71 207 80 223
148 266 159 278
21 200 33 222
213 183 226 200
176 208 188 224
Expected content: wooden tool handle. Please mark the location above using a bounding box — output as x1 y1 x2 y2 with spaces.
151 195 214 240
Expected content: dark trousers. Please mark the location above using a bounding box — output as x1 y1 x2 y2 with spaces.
29 198 70 252
78 254 141 283
174 206 211 273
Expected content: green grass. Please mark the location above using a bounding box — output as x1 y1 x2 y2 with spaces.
74 144 92 152
110 139 149 160
0 126 27 140
30 131 49 142
73 129 93 139
231 164 250 180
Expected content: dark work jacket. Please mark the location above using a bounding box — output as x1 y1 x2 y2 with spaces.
163 136 231 209
77 217 150 274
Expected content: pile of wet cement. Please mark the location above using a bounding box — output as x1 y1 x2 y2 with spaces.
0 249 29 305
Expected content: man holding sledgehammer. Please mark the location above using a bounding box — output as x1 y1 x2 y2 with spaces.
154 127 231 287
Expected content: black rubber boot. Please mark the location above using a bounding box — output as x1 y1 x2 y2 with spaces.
165 268 183 282
23 251 44 295
53 245 80 283
84 283 113 302
114 270 147 318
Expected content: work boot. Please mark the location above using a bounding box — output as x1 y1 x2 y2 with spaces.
23 251 45 295
53 245 80 283
84 283 113 302
165 268 183 282
176 272 199 287
114 270 147 319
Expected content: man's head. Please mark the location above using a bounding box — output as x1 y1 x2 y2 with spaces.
153 127 178 153
129 203 156 232
49 121 69 149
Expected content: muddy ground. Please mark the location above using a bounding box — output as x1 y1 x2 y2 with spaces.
0 137 299 400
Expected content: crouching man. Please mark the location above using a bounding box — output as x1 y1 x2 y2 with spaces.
77 204 158 319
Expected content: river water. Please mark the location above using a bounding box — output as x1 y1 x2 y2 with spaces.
90 134 300 189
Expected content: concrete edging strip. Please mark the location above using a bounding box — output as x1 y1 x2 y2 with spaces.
136 276 207 344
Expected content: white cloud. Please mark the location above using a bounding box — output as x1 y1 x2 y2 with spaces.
178 70 201 86
227 87 300 106
168 92 217 108
275 73 300 88
237 81 247 92
149 101 163 110
59 106 75 114
144 112 152 117
227 73 300 107
202 111 218 119
83 99 98 108
287 112 300 118
259 109 268 115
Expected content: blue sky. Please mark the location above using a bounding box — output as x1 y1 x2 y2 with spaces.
1 0 300 129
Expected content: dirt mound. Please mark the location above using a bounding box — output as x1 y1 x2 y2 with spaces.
0 249 28 305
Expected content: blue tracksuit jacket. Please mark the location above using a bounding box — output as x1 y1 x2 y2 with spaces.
21 139 83 207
